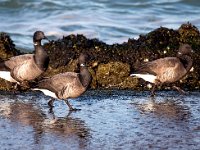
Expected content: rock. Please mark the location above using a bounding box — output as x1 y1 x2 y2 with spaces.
178 23 200 45
88 67 97 89
0 32 22 91
0 23 200 91
96 61 138 89
0 32 21 61
177 23 200 90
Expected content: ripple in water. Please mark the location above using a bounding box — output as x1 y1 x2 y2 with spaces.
0 0 200 51
0 90 200 149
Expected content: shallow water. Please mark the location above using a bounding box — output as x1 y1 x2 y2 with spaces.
0 0 200 51
0 90 199 149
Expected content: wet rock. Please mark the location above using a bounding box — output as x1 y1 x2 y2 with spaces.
96 61 138 89
0 23 200 91
177 23 200 90
88 67 97 89
0 33 22 91
0 32 21 61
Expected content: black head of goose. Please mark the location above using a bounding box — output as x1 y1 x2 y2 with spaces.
130 44 193 96
33 31 50 72
32 53 92 111
0 31 49 87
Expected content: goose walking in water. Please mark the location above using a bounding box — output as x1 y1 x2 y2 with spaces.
0 31 49 88
32 53 92 111
130 44 193 96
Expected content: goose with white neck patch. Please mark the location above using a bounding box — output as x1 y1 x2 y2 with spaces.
0 31 49 88
32 53 92 111
130 44 193 96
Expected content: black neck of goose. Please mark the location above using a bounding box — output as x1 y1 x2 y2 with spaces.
79 65 91 88
179 55 193 72
34 41 49 71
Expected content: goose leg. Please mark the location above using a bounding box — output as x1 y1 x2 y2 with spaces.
13 83 18 90
150 84 156 97
48 98 55 108
10 83 20 94
150 79 161 97
172 86 186 95
64 99 81 111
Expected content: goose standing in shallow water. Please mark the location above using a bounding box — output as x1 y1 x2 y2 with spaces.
32 53 92 111
130 44 193 96
0 31 49 88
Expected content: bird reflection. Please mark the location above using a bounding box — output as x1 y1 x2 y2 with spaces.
132 96 190 120
0 100 90 147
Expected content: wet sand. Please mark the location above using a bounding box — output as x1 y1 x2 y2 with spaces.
0 90 199 150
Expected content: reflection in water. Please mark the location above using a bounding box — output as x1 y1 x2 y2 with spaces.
0 91 199 149
0 99 90 149
132 96 191 120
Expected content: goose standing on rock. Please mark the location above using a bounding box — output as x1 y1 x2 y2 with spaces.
32 53 92 111
130 44 193 96
0 31 50 88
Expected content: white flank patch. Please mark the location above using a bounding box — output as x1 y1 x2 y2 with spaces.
130 74 156 83
32 88 57 99
0 71 17 83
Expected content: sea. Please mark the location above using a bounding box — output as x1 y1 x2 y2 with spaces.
0 0 200 51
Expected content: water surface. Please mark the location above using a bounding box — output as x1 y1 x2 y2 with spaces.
0 0 200 51
0 90 199 149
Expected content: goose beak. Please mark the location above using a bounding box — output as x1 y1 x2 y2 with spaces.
44 36 50 42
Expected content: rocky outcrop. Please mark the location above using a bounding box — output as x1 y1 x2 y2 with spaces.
0 23 200 91
0 32 21 91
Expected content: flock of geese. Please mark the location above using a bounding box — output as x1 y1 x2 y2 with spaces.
0 31 193 111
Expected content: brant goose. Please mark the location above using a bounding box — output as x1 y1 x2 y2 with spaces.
0 31 49 87
130 44 193 96
32 53 92 111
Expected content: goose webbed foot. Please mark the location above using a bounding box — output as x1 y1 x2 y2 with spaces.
150 92 155 97
172 86 186 95
64 99 81 111
150 80 161 97
150 84 156 97
69 107 81 111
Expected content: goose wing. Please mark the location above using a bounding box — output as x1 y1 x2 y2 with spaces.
5 54 34 70
136 57 180 75
36 72 79 93
11 58 43 82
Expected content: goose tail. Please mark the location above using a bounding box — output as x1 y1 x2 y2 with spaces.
130 73 156 83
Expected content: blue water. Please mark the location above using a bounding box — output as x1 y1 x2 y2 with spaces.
0 90 200 149
0 0 200 51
